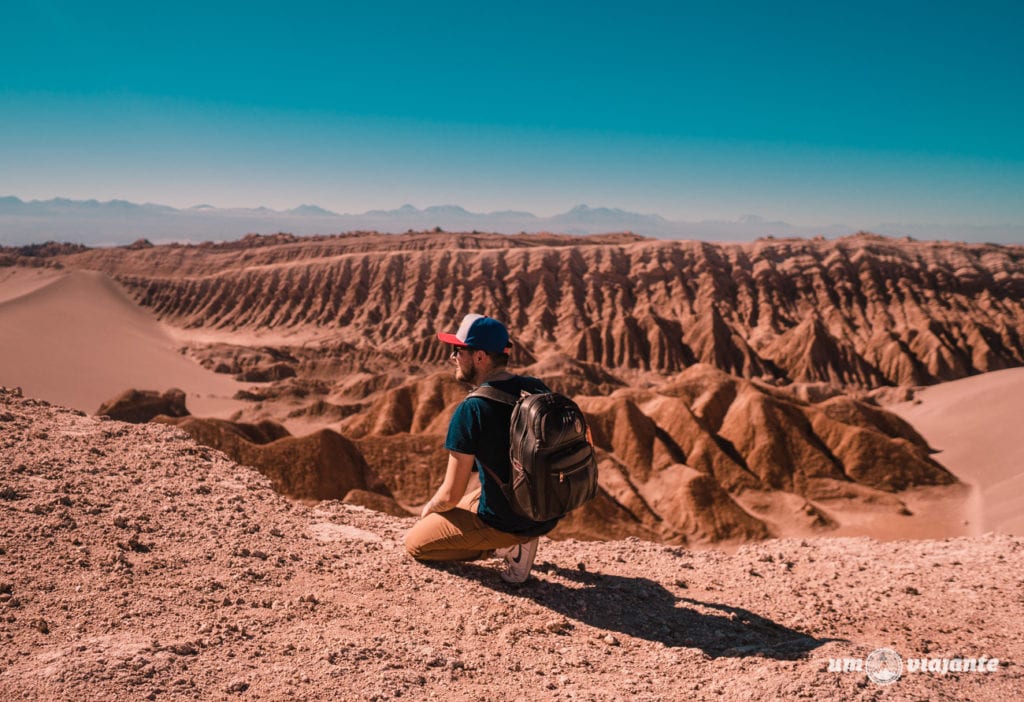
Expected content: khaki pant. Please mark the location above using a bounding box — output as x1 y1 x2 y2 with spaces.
404 486 534 561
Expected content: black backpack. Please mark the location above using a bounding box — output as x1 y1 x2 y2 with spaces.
468 383 599 522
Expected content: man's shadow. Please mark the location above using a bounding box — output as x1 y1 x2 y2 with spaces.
439 561 840 660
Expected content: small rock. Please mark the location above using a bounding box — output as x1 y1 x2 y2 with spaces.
545 618 570 634
603 634 619 646
226 680 249 693
34 618 49 634
127 536 152 553
904 586 921 596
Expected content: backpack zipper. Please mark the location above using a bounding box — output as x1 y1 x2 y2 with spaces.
557 457 593 483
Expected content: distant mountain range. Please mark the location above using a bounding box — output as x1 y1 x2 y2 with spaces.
1 196 1021 245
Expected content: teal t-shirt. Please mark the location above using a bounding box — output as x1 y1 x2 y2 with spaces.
445 375 559 537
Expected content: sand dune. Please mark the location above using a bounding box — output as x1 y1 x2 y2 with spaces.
0 266 65 303
892 367 1024 535
0 269 244 417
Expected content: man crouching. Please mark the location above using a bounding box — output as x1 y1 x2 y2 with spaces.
404 313 559 582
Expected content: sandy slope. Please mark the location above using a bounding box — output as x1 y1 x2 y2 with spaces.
0 269 244 418
0 267 65 304
892 367 1024 536
1 388 1021 701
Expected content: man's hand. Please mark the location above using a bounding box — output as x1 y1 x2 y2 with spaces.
419 451 474 519
420 497 448 518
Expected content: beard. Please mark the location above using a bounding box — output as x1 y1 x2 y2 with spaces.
455 363 481 385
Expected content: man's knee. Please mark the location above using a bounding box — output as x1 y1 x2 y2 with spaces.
404 518 433 560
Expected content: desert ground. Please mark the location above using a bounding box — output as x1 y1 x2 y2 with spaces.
1 231 1023 698
1 387 1022 701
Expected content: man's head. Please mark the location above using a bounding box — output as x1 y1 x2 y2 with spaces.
437 314 511 384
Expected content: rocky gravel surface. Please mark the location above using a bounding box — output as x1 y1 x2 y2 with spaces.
1 387 1021 700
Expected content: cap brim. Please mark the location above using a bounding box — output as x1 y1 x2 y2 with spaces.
437 332 469 346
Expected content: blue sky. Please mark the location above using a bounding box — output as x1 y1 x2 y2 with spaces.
2 0 1022 228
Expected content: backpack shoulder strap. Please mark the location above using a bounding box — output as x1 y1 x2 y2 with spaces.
466 383 518 494
467 384 518 406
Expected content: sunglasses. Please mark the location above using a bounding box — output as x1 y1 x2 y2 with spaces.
450 346 479 357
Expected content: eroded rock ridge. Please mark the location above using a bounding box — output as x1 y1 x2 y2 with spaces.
24 231 1024 388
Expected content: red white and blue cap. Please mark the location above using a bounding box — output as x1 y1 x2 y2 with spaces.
437 313 510 353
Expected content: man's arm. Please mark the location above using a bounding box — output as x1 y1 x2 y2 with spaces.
420 451 475 518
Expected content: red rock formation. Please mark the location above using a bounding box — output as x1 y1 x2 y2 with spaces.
42 231 1024 388
96 388 189 423
154 416 398 507
322 363 953 543
13 231 999 541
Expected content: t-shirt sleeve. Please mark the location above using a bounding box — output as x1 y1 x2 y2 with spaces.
444 399 482 454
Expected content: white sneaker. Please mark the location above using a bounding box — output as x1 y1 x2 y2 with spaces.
495 539 539 583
